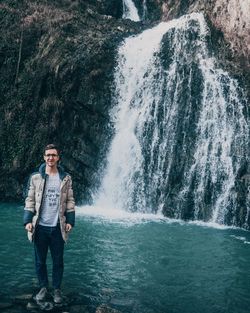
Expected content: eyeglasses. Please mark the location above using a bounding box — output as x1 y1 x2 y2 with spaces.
44 154 58 158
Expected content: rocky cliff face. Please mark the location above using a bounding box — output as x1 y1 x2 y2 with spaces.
158 0 250 69
0 0 141 202
205 0 249 66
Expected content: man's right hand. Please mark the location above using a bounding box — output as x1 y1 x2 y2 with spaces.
25 223 33 232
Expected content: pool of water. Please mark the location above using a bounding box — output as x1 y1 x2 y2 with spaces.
1 203 250 313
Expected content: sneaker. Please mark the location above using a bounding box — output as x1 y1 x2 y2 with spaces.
53 289 63 304
35 287 47 301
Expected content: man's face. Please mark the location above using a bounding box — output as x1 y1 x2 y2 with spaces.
44 149 60 168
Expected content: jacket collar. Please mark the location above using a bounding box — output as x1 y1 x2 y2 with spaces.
39 163 67 180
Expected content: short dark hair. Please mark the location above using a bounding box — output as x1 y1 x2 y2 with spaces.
44 144 60 156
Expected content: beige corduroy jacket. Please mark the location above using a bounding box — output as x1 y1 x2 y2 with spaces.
23 163 75 242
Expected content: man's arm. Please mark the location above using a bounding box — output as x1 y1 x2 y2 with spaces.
23 175 36 229
65 176 75 228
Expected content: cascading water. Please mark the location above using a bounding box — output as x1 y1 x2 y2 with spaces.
178 59 248 224
95 13 249 226
122 0 140 21
142 0 148 20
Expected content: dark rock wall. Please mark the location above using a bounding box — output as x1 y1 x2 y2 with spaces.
0 0 141 202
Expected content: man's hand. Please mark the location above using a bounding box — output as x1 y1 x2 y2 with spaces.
65 223 72 232
25 223 33 232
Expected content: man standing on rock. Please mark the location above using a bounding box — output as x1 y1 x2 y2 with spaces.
23 144 75 304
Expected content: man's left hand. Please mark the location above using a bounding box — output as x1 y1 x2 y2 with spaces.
65 223 72 232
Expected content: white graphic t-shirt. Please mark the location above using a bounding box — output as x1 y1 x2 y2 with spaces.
39 173 61 226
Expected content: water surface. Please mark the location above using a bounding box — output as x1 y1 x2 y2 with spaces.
0 203 250 313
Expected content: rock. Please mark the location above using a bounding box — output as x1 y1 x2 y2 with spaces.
86 8 95 16
0 0 141 204
109 298 134 307
36 301 54 311
14 294 33 304
0 302 13 309
69 304 90 313
96 304 121 313
241 174 250 183
205 0 250 66
159 0 250 68
27 301 39 310
117 26 124 31
103 15 113 20
15 294 33 300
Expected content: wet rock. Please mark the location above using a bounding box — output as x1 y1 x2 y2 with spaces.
109 298 134 307
117 26 124 32
15 294 33 300
241 174 250 184
96 305 121 313
36 300 54 311
0 307 25 313
0 302 13 309
69 304 90 313
27 301 39 310
14 294 33 304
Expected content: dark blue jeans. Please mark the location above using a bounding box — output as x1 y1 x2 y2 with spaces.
34 224 64 289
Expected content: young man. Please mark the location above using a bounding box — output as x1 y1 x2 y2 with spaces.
23 144 75 304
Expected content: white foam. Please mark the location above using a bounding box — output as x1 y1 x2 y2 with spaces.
122 0 140 21
76 205 243 231
188 220 237 230
230 235 248 242
76 205 165 225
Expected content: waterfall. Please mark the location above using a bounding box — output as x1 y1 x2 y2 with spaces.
95 13 249 225
142 0 148 20
122 0 140 21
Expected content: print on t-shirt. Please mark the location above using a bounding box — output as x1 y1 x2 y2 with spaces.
39 174 61 226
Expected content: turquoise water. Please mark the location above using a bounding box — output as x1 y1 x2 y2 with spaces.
1 203 250 313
